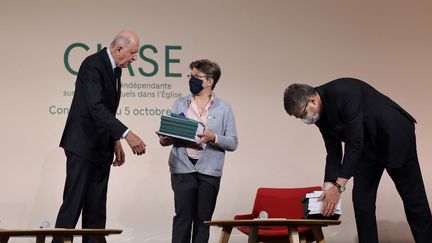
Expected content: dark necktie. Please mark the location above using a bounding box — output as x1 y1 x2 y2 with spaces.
114 67 121 92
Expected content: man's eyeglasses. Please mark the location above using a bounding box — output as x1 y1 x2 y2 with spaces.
187 73 207 79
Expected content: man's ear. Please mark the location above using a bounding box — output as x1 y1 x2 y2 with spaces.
115 46 123 54
309 94 320 106
309 94 317 104
311 94 324 112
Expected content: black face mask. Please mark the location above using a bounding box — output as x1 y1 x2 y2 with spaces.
189 76 204 95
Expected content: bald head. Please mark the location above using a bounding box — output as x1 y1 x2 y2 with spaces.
109 30 140 68
110 30 140 49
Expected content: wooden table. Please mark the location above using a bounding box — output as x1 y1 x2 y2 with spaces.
205 219 341 243
0 228 122 243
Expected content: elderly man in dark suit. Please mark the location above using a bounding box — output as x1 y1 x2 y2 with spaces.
53 30 146 243
283 78 432 243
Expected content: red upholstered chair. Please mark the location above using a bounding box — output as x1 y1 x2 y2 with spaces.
234 186 322 242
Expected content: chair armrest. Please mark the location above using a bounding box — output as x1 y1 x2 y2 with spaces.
234 214 254 220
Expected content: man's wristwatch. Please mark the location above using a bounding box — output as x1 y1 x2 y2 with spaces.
333 182 346 193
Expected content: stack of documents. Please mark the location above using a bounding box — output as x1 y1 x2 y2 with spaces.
157 113 204 143
302 190 341 220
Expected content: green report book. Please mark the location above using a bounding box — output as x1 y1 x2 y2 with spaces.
157 113 204 143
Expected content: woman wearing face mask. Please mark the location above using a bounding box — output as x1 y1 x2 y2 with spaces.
158 59 238 243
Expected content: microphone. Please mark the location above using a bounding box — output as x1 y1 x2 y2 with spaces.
39 220 50 228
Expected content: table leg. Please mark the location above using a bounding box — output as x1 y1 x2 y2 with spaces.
299 234 307 243
312 227 325 243
288 226 300 243
219 226 233 243
0 236 9 243
36 235 46 243
62 236 73 243
248 226 258 243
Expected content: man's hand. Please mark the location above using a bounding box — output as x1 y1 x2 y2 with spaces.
320 178 348 216
197 126 215 145
125 131 146 155
319 186 341 217
322 181 335 191
113 140 125 166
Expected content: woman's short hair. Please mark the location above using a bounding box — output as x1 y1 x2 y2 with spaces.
190 59 221 90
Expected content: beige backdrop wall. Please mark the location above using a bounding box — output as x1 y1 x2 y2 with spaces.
1 0 431 242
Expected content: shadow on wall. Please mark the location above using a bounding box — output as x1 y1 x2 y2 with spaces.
378 219 414 243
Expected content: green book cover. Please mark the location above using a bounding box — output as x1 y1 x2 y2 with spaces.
158 113 205 142
161 120 198 131
161 114 200 127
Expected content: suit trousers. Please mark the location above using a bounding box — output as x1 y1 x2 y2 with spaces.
171 172 221 243
352 138 432 243
52 151 111 243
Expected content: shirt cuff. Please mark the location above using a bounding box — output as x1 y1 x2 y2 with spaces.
122 129 130 139
212 134 218 144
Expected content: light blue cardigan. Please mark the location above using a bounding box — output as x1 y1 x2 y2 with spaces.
168 94 238 177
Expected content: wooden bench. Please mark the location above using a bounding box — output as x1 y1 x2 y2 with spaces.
0 228 122 243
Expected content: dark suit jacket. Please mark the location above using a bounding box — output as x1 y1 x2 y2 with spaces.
60 48 127 162
315 78 416 181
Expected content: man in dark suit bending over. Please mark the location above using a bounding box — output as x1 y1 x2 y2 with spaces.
283 78 432 243
53 30 146 243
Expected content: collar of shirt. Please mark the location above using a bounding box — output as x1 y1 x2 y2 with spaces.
187 92 215 106
106 48 116 70
187 93 214 124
